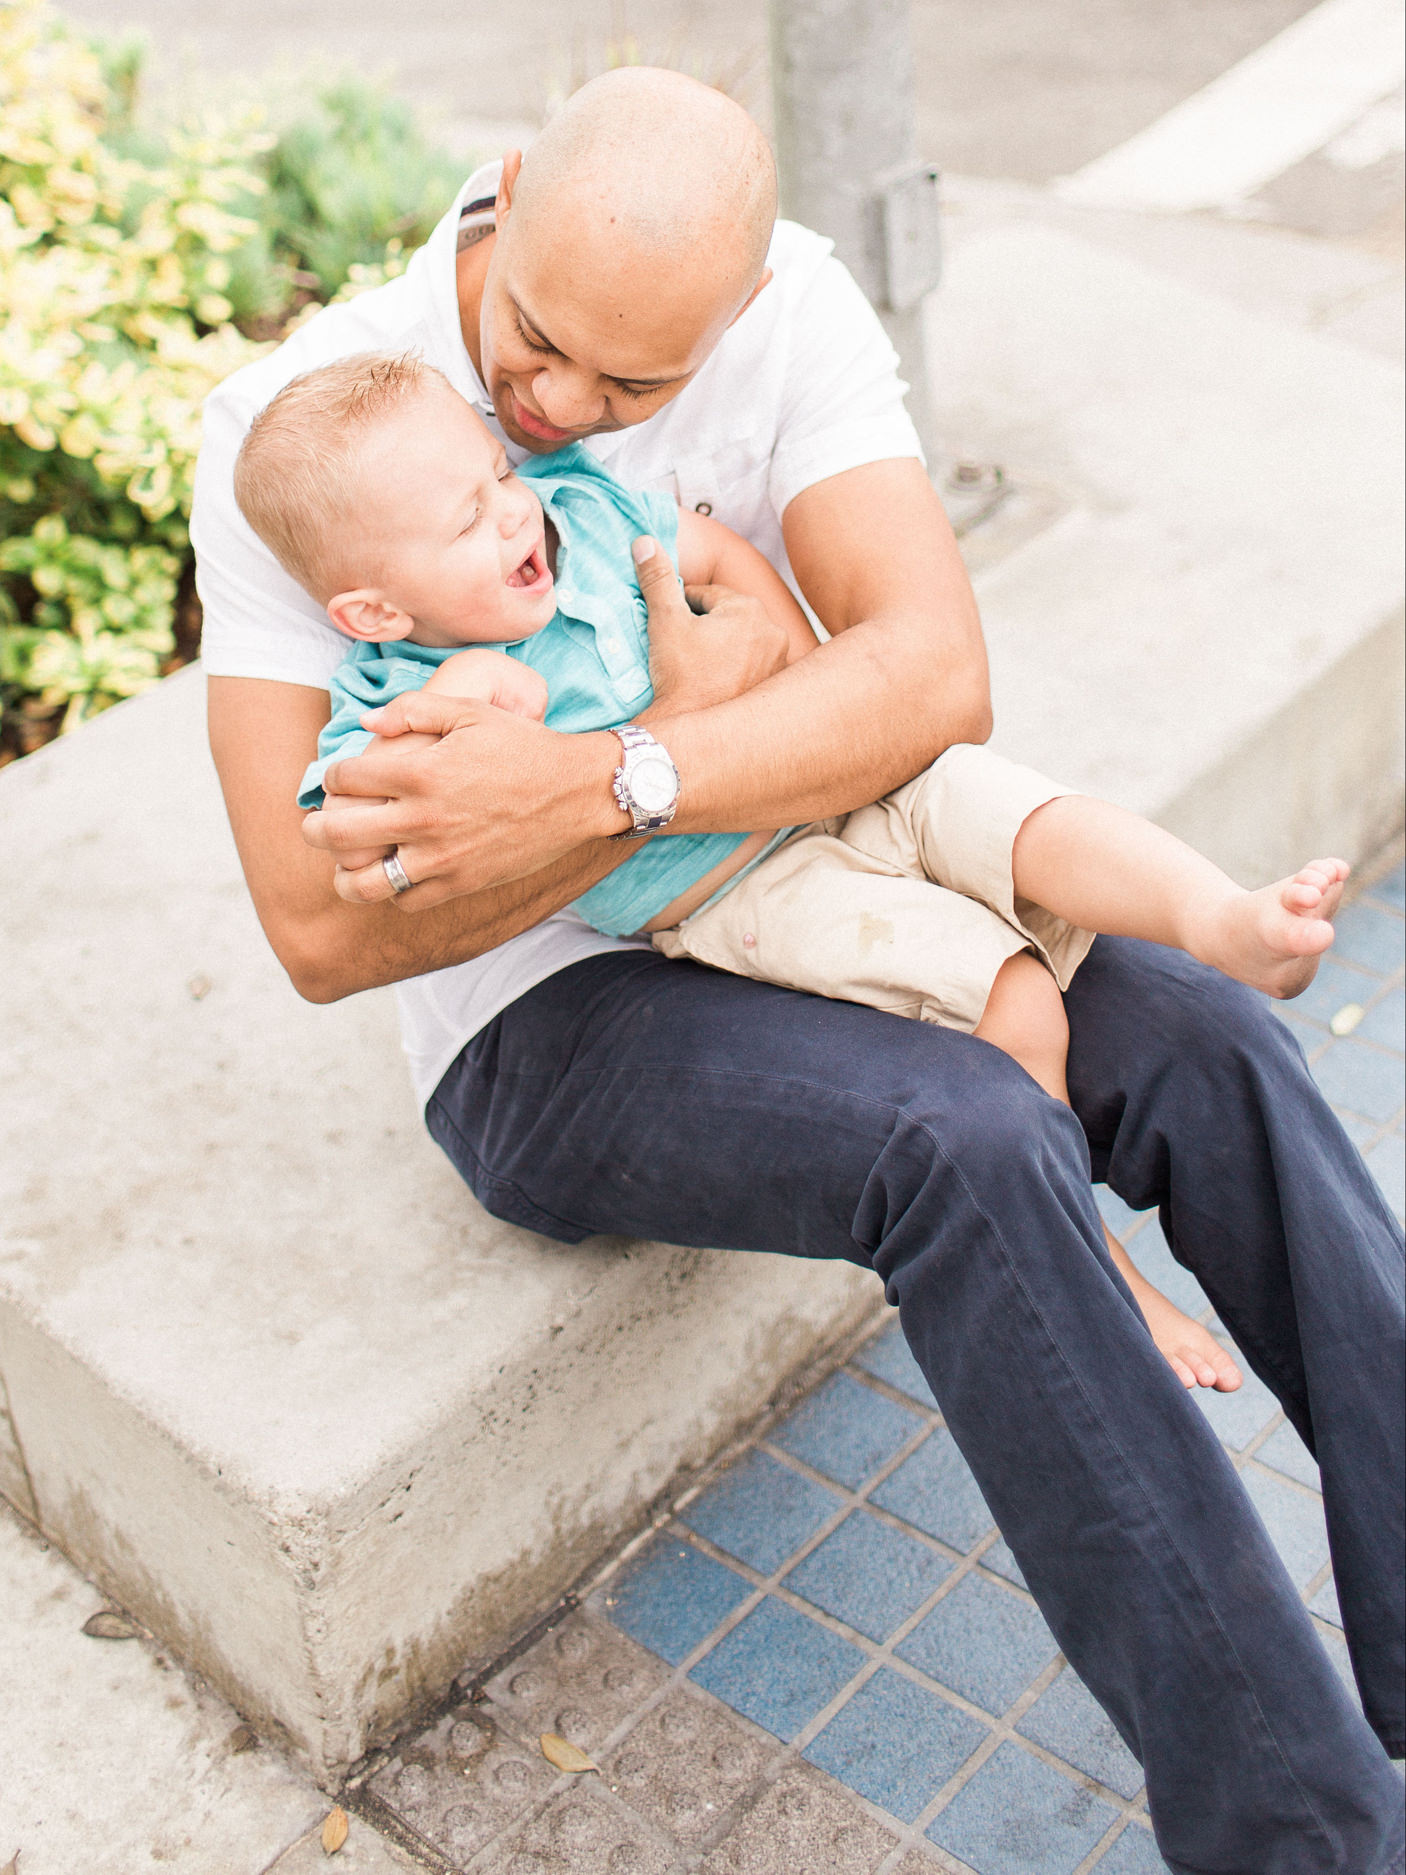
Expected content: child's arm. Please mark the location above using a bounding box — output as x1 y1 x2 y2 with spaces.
320 651 549 871
673 509 818 667
420 648 549 720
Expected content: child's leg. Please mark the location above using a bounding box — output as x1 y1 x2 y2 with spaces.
1009 795 1348 1001
974 952 1242 1392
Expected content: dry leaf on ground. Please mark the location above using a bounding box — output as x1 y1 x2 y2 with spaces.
227 1723 258 1754
81 1611 139 1640
539 1732 598 1774
3 1851 20 1873
321 1807 349 1855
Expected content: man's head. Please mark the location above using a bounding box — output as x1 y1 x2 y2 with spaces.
234 353 556 649
477 67 777 451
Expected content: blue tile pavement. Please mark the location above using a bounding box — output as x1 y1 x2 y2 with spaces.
1192 1352 1280 1450
1239 1466 1331 1592
897 1573 1060 1716
1367 864 1405 912
1366 1133 1405 1220
980 1537 1029 1592
870 1427 998 1552
1310 1575 1343 1628
782 1507 952 1642
1356 983 1404 1049
1018 1666 1145 1799
1094 1823 1173 1874
850 1319 937 1405
1331 899 1406 974
604 1535 752 1665
769 1370 925 1489
927 1741 1122 1875
1254 1420 1320 1490
1280 954 1383 1029
1119 1216 1210 1318
688 1596 864 1741
803 1668 988 1822
1312 1039 1404 1124
678 1447 843 1574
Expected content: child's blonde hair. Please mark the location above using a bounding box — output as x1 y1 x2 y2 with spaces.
233 350 443 600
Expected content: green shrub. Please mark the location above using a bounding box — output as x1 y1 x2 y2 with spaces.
0 0 465 758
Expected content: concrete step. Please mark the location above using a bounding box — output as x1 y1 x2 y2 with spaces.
2 217 1401 1787
927 216 1404 884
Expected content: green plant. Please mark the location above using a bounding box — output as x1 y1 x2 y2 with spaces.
0 2 463 761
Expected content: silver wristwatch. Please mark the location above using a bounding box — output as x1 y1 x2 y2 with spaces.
608 724 680 838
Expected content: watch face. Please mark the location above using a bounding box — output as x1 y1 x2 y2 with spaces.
629 751 677 814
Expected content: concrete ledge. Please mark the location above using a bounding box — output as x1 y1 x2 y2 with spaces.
0 669 880 1781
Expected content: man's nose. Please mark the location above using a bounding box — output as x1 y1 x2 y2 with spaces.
533 364 605 430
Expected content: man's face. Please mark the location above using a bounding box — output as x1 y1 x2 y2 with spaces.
477 172 762 453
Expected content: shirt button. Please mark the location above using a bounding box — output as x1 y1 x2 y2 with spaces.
742 932 756 949
695 501 712 516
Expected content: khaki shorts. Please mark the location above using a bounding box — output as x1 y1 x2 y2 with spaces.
652 743 1096 1032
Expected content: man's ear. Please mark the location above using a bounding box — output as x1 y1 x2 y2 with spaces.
496 150 523 228
726 267 773 330
326 590 414 644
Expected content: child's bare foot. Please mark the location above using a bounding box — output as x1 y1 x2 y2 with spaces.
1189 859 1349 999
1129 1278 1243 1391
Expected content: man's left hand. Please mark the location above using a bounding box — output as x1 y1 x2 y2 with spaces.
301 692 621 908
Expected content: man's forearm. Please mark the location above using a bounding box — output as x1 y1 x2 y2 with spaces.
292 837 628 1002
647 606 990 835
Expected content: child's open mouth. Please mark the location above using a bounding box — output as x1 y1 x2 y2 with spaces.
506 543 551 593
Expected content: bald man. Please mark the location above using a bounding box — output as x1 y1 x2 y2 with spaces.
194 70 1404 1872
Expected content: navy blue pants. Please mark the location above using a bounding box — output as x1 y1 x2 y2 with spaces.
427 937 1405 1874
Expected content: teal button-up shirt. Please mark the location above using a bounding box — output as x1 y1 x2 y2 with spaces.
298 445 756 936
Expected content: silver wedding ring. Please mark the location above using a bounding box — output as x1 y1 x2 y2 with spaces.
383 851 413 895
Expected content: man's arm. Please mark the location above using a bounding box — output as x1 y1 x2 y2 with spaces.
207 675 631 1002
660 458 991 829
311 456 992 910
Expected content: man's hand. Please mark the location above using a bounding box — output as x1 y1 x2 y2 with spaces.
303 694 622 907
631 535 789 719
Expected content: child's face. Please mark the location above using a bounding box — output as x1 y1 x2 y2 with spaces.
346 382 556 647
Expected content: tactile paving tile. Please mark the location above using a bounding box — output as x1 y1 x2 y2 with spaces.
602 1686 775 1845
485 1610 672 1752
478 1780 682 1874
368 1704 555 1864
699 1763 900 1873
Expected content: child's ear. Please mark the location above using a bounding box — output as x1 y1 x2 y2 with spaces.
326 590 413 643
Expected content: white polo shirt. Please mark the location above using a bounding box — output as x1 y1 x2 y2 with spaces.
193 162 923 1107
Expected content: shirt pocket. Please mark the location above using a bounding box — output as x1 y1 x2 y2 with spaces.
673 439 772 531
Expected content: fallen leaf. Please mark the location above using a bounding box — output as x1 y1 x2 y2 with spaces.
1329 1002 1365 1037
539 1732 597 1774
81 1611 138 1640
3 1851 19 1874
321 1807 349 1855
227 1723 258 1754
